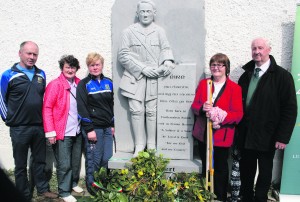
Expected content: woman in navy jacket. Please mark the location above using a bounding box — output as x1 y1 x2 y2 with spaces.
191 53 243 201
77 52 114 195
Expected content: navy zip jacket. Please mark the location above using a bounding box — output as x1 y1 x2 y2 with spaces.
0 63 46 126
237 55 297 151
77 74 114 133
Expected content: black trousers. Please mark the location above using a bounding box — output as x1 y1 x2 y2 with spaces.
199 141 230 201
10 125 49 201
240 148 275 202
0 168 27 202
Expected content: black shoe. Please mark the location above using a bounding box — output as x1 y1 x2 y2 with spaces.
38 191 58 199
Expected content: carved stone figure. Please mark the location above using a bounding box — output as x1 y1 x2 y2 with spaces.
118 0 175 156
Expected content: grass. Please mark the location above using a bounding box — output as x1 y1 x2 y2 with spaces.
4 169 93 202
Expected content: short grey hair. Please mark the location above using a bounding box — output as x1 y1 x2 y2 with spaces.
252 37 271 49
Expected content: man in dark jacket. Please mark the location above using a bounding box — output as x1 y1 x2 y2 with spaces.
237 38 297 202
0 41 58 201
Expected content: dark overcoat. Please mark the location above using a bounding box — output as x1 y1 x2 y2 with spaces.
237 55 297 151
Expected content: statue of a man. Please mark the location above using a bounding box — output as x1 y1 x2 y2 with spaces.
118 0 175 156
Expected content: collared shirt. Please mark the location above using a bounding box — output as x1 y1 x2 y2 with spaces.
254 59 271 78
65 81 80 136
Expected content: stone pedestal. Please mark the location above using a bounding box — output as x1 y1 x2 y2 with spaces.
109 152 202 173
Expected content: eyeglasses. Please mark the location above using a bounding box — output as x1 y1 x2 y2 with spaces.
210 63 225 68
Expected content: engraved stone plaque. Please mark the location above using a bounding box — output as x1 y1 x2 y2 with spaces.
157 63 196 160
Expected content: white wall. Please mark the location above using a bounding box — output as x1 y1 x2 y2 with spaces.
0 0 298 170
205 0 297 82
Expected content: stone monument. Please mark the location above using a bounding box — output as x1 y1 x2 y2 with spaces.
110 0 205 172
118 0 175 157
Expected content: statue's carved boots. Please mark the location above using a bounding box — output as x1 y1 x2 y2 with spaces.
146 116 156 150
131 114 146 157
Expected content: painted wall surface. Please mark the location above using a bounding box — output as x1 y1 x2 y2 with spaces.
0 0 297 174
205 0 297 82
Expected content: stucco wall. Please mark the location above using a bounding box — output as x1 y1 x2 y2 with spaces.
0 0 298 170
205 0 297 82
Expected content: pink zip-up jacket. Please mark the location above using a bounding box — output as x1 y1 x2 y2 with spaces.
43 73 80 140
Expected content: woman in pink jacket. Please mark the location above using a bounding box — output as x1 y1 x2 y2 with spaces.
43 55 83 202
191 53 243 201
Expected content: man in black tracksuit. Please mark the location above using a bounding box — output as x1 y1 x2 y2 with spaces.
0 41 57 201
237 38 297 202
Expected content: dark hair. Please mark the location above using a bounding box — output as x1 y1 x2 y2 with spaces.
58 55 80 71
209 53 230 76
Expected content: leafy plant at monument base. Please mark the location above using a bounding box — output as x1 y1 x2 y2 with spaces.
90 149 215 202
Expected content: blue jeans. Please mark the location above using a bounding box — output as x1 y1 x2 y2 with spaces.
82 128 113 192
53 134 82 197
10 125 49 201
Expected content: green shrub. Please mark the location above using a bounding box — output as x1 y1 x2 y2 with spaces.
90 150 215 201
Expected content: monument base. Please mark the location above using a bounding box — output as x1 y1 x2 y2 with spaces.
108 152 202 173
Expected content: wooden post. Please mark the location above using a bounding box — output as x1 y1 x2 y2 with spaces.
205 79 214 195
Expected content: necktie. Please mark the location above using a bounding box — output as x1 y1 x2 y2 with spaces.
254 68 261 78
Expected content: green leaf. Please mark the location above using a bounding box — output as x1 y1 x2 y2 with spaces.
142 152 150 158
117 193 129 202
109 192 116 200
